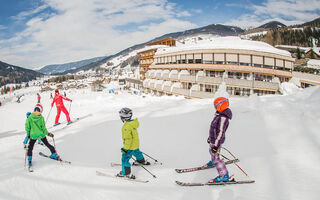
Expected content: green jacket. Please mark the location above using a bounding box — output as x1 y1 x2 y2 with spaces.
25 112 49 139
122 118 140 150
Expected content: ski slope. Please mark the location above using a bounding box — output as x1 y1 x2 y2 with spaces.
0 85 319 200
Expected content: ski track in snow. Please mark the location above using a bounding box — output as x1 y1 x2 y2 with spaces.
0 86 320 200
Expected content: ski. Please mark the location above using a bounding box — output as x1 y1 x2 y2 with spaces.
175 179 255 186
96 171 149 183
110 161 161 167
175 159 239 173
39 152 71 164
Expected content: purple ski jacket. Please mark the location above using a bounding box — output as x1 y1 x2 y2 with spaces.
209 108 232 148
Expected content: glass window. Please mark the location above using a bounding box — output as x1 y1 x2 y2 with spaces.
203 60 213 64
195 59 202 64
188 59 194 64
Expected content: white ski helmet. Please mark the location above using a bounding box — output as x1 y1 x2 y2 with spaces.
119 107 132 121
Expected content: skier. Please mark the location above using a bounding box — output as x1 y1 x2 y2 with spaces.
206 97 232 183
25 104 59 170
50 93 53 99
117 108 150 179
23 111 43 149
37 93 41 103
51 89 72 126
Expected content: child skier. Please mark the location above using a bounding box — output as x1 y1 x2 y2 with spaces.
206 97 232 183
117 108 150 179
23 111 43 148
51 89 72 126
25 104 59 171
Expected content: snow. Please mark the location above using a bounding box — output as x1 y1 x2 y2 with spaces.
0 84 320 200
156 36 291 57
307 59 320 69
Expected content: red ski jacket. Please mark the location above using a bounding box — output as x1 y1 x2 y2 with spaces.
51 93 71 108
37 94 41 101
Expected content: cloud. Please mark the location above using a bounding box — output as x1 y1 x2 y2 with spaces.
0 0 196 69
10 4 49 21
226 0 320 28
0 25 7 30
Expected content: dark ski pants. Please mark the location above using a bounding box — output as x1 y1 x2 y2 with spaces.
27 137 55 156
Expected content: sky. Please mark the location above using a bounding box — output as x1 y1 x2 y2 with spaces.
0 0 319 69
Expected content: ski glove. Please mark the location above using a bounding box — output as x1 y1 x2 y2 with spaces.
211 146 218 153
48 133 54 137
121 148 128 154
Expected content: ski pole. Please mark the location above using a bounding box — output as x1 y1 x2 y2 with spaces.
45 106 53 125
68 101 72 115
221 147 250 178
142 152 162 165
123 151 157 178
52 136 62 164
130 156 157 178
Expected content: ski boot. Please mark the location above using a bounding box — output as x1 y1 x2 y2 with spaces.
49 153 60 160
208 173 230 183
54 122 61 126
28 156 33 172
134 158 150 166
116 167 136 179
67 121 73 125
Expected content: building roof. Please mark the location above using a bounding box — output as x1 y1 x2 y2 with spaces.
155 36 292 57
307 59 320 69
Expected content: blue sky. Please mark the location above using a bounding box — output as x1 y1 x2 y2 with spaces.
0 0 319 69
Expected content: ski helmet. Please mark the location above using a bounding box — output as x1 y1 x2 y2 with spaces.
119 107 132 121
214 97 229 112
34 103 43 113
26 112 31 118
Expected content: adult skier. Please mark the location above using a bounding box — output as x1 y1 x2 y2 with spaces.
37 93 41 103
117 108 150 179
51 89 72 126
206 97 232 183
25 104 59 170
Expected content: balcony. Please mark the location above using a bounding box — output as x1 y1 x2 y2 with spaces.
179 75 196 82
225 78 252 88
190 91 215 98
196 76 223 84
253 81 279 90
172 88 189 96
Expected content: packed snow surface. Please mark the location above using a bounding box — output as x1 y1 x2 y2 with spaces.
0 85 319 200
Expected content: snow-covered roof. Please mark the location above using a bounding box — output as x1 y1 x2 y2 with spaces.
136 45 169 54
155 36 292 57
307 59 320 69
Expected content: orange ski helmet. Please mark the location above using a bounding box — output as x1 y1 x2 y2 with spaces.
214 97 229 112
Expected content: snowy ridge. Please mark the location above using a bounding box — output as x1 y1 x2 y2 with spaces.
0 84 319 199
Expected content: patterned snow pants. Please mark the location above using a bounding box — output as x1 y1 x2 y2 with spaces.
209 147 228 177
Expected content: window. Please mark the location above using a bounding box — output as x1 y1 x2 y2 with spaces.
254 74 272 82
263 65 273 69
227 61 238 65
214 61 224 64
203 60 213 64
181 60 186 64
195 59 202 64
240 62 250 66
188 59 194 64
254 64 262 67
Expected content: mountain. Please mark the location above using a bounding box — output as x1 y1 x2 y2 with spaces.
59 24 245 75
300 17 320 27
258 21 286 29
38 56 107 75
0 61 42 87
